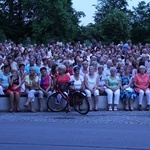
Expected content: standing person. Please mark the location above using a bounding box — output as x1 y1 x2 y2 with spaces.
38 67 52 111
0 65 11 94
24 67 39 112
105 67 121 111
134 65 150 111
84 65 99 111
7 69 21 112
120 66 136 111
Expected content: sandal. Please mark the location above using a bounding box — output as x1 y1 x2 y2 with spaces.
24 103 29 108
138 105 143 111
31 109 36 113
66 108 71 113
129 105 134 111
108 106 112 111
114 106 118 111
9 108 14 112
40 107 43 112
146 105 150 111
125 105 129 111
16 107 20 112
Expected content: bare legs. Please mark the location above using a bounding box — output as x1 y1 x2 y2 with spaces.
9 92 20 112
24 97 36 112
38 98 43 112
9 92 14 112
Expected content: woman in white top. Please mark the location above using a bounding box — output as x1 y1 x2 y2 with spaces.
80 60 88 77
84 65 99 111
70 66 84 90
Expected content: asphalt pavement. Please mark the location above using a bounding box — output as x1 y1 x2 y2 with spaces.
0 111 150 150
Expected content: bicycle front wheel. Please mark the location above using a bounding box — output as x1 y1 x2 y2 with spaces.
72 92 90 115
47 92 67 112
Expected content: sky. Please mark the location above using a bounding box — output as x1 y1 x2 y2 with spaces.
72 0 149 26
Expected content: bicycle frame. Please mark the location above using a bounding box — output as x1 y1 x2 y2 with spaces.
48 75 90 114
53 76 73 106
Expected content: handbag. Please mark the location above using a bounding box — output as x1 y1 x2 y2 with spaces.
125 87 133 92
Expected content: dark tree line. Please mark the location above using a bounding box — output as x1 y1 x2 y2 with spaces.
0 0 149 44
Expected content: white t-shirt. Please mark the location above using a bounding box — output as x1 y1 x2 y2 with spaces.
70 75 84 90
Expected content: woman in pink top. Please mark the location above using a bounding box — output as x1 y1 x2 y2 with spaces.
134 65 150 111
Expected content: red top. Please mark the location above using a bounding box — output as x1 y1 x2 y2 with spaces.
57 74 70 85
134 73 150 92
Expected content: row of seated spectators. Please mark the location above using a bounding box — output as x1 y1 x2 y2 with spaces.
0 40 150 112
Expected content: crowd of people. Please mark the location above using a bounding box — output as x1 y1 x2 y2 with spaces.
0 39 150 112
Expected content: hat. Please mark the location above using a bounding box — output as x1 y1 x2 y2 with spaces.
139 65 146 69
58 64 66 71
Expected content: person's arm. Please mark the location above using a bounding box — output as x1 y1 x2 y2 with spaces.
113 77 121 91
80 79 85 90
13 76 22 89
25 76 32 90
8 76 13 87
122 77 132 90
84 75 92 91
32 76 39 90
39 85 46 93
134 75 141 89
21 72 27 85
46 76 52 92
105 77 112 90
93 76 99 90
120 79 124 90
126 76 133 88
0 78 2 87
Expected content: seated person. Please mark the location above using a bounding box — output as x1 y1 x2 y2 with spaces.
7 69 21 112
97 65 107 93
38 67 52 111
0 65 11 94
24 67 39 112
84 65 99 111
70 66 84 91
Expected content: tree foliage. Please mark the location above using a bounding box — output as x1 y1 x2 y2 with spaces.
101 9 130 44
0 0 149 44
131 1 150 44
92 0 130 44
95 0 128 23
0 0 84 44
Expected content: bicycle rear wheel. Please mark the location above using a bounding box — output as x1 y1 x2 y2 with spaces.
47 92 67 112
72 92 90 115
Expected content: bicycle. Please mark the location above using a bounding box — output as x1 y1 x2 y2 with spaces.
47 76 90 115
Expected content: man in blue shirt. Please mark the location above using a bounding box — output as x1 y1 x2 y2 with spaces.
25 58 40 75
123 40 132 58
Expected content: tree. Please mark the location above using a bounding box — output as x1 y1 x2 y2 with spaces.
0 0 25 42
101 9 130 44
131 1 150 44
78 24 103 43
0 0 84 43
95 0 128 23
29 0 83 43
